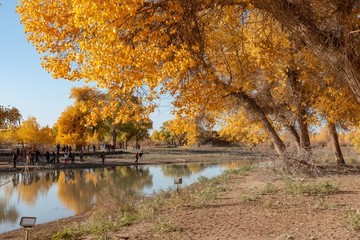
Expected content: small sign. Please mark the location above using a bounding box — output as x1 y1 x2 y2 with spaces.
174 178 182 184
20 217 36 228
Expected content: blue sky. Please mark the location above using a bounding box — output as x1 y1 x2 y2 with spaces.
0 1 172 131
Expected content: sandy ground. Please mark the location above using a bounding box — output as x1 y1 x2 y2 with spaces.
110 169 360 240
1 147 360 239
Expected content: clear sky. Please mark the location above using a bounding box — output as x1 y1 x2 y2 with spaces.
0 1 173 131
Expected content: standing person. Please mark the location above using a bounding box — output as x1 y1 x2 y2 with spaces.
23 149 27 163
56 151 60 163
51 151 56 163
69 151 74 163
35 150 40 162
12 152 18 168
45 151 50 164
26 153 31 165
139 152 143 160
135 152 139 163
29 152 35 165
79 150 84 162
100 151 105 165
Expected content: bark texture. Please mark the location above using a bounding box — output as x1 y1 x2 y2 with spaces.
327 122 345 165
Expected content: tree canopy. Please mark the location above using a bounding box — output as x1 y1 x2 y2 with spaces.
0 105 21 129
16 0 360 163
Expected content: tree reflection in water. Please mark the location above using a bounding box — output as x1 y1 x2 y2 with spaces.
0 199 18 225
0 162 236 233
97 166 153 206
57 169 100 214
17 171 53 206
161 163 207 178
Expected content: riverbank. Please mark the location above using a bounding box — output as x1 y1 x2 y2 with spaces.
1 147 360 239
2 165 360 239
0 146 271 173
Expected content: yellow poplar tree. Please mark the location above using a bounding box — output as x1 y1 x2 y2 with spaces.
55 105 92 148
17 0 360 161
16 117 55 149
0 105 22 129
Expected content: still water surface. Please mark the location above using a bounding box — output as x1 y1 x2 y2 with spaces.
0 161 250 233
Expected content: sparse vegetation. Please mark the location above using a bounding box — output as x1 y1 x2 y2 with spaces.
224 165 255 175
49 169 231 239
284 180 338 196
155 219 178 234
259 183 279 195
313 196 335 210
3 148 360 240
346 208 360 231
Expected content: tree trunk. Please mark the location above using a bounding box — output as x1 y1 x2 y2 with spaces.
284 124 301 150
287 68 312 151
327 122 345 165
297 112 311 151
233 91 287 157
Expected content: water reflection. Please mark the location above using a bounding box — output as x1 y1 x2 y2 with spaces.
0 197 18 225
0 161 254 233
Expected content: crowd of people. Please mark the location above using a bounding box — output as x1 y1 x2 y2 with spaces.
11 145 85 168
11 144 144 168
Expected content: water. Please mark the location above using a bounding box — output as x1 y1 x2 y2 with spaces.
0 161 249 233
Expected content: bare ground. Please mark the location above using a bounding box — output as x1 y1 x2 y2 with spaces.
1 147 360 240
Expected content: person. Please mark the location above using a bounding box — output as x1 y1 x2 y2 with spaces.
45 151 50 164
29 152 35 165
12 152 18 168
139 152 143 160
69 151 74 163
56 151 60 163
135 152 139 163
51 151 56 163
79 150 84 162
35 150 40 162
64 152 69 164
100 151 105 165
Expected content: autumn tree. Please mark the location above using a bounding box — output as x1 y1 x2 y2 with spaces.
117 120 153 148
0 105 21 129
64 86 108 149
14 1 295 158
166 114 213 146
16 116 55 149
55 105 94 149
219 110 269 149
151 126 172 145
253 0 360 103
17 0 360 164
310 74 360 165
350 128 360 153
57 86 152 149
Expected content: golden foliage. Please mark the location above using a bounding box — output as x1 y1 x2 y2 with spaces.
17 0 360 152
16 117 55 149
55 105 90 146
219 110 269 146
349 128 360 153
